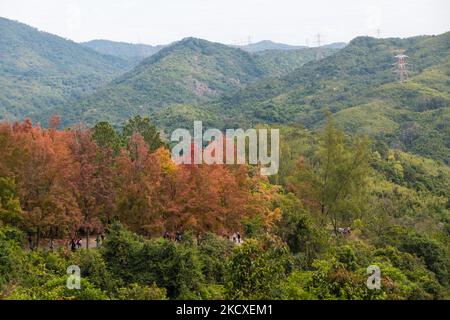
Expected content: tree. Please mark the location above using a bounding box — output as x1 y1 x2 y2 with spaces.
159 163 256 236
122 116 163 152
114 133 164 236
116 283 167 300
225 238 287 299
92 121 122 153
12 120 82 248
0 122 27 178
288 115 371 233
0 178 22 226
102 223 204 299
275 192 328 267
69 127 113 249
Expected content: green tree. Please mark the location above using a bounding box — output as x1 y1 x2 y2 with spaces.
289 115 371 233
92 121 122 153
0 177 22 226
122 116 163 152
275 193 328 268
198 233 234 283
225 239 287 299
116 283 167 300
101 223 204 299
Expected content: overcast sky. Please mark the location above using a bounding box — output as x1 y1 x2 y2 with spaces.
1 0 449 45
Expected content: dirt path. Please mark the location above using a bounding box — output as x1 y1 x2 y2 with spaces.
27 236 101 251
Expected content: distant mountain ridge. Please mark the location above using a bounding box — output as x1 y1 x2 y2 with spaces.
0 17 339 127
81 39 166 62
45 37 338 126
206 32 450 163
237 40 347 52
4 16 447 164
238 40 307 52
82 38 346 60
50 37 266 125
0 17 132 121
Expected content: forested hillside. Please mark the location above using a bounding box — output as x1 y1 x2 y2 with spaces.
254 47 337 77
0 116 448 300
0 17 132 121
238 40 346 52
238 40 307 52
207 32 450 163
81 39 165 64
53 37 265 125
48 38 337 127
0 15 448 301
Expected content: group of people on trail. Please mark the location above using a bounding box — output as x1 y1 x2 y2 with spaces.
69 234 105 251
231 232 242 244
25 233 105 251
337 227 351 236
163 231 183 242
70 238 83 251
163 230 242 245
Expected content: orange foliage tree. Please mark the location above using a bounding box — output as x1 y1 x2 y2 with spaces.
0 119 277 245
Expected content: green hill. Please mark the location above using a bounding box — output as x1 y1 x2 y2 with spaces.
238 40 346 52
52 38 337 126
53 37 264 125
0 17 131 122
4 17 447 164
254 47 338 77
239 40 307 52
81 39 165 64
208 32 450 163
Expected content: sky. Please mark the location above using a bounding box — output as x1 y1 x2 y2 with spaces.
0 0 449 46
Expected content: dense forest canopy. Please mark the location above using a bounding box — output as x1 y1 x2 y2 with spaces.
0 16 448 301
0 115 448 300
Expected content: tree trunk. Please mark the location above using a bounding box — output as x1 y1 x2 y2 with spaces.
49 227 54 251
86 228 89 250
36 228 40 250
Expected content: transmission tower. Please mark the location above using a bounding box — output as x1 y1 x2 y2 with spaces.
315 33 324 61
394 54 409 83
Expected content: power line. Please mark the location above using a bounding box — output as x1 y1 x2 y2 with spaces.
394 53 409 83
315 33 324 61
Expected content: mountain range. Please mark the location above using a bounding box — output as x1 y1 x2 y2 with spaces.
0 17 132 121
0 16 448 164
240 40 347 52
204 33 450 163
81 39 166 64
0 17 338 124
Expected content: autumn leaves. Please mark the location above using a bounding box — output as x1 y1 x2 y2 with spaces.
0 118 276 244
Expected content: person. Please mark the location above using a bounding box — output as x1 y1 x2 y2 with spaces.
77 238 82 249
28 234 33 250
163 231 170 240
70 238 76 251
96 234 101 248
337 227 351 235
237 232 241 244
